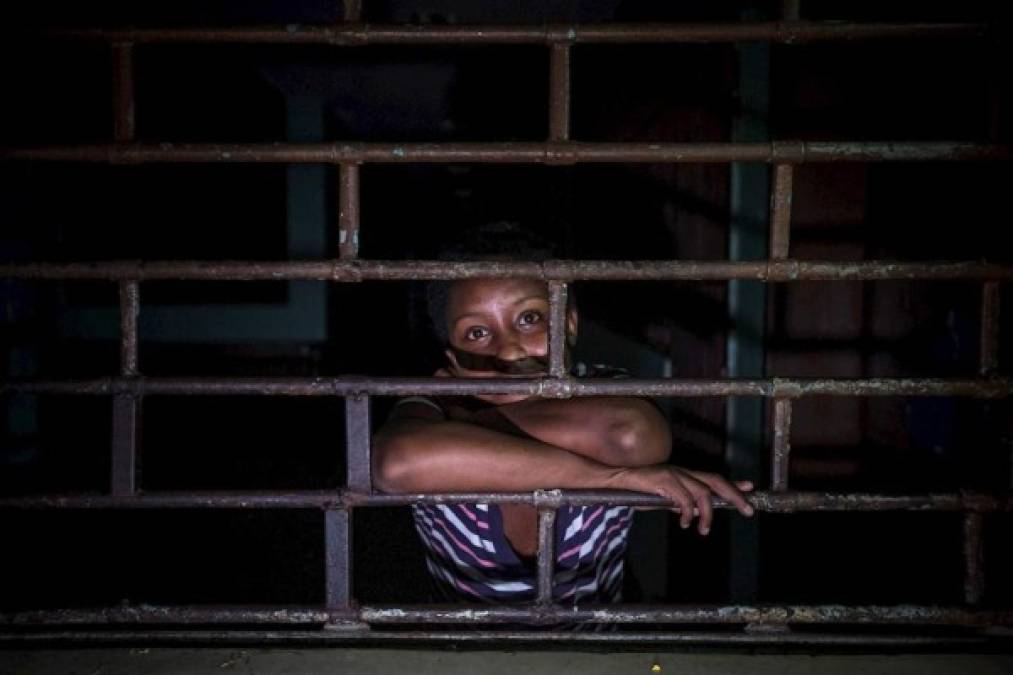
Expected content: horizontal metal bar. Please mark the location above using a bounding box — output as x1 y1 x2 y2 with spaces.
360 604 1013 626
0 630 996 647
3 604 1010 626
4 376 1011 398
41 22 987 45
4 141 1009 165
2 260 1012 282
0 490 1009 512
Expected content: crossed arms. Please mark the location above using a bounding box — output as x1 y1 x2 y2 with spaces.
373 394 753 535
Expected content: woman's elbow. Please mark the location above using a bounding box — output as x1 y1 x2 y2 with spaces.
608 408 672 465
372 433 416 493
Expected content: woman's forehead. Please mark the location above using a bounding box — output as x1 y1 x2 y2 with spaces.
446 278 548 312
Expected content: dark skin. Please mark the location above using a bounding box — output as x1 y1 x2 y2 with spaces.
373 278 754 556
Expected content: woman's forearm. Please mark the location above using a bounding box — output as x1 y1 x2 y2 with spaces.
373 418 625 494
489 397 672 467
372 416 755 536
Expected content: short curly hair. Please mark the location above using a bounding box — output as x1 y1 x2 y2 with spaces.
426 222 559 344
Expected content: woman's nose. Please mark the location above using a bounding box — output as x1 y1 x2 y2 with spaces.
496 335 527 362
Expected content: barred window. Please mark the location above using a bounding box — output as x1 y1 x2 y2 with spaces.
1 2 1011 649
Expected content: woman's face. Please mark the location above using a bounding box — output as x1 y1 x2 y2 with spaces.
444 278 577 401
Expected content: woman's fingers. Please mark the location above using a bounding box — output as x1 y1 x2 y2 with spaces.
686 479 714 535
688 470 755 517
662 479 696 530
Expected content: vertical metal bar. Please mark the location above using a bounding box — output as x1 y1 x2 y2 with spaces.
725 11 771 603
549 44 571 142
536 507 557 604
119 281 139 376
111 281 140 496
781 0 801 21
111 43 136 142
980 281 1000 375
769 163 794 260
963 512 985 605
338 163 361 260
342 0 362 23
110 396 140 496
345 395 371 493
548 281 568 378
325 508 352 610
548 43 575 257
771 398 792 491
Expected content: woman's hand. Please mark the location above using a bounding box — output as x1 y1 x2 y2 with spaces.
611 465 754 536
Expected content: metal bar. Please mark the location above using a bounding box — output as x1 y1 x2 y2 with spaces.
342 0 362 23
109 395 139 496
963 512 985 605
4 259 1013 282
42 22 988 45
118 281 139 376
110 280 141 496
325 508 352 610
111 43 135 141
5 141 1010 164
338 163 360 259
771 398 792 490
1 490 1010 512
5 376 1011 398
782 0 801 21
3 604 1011 626
769 163 793 259
548 281 568 377
536 507 556 604
980 281 1000 374
0 630 995 646
359 604 1013 626
345 395 371 492
548 44 571 141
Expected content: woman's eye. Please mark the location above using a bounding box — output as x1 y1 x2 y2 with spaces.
519 311 543 326
465 327 488 341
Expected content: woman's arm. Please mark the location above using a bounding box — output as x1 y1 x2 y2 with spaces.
372 404 752 535
488 397 672 467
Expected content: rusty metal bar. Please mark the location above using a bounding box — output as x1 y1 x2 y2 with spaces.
109 396 139 496
325 508 352 610
771 398 792 490
110 280 141 496
0 629 993 646
1 490 1010 513
3 603 1011 627
5 141 1010 165
548 44 571 141
118 281 139 376
4 259 1013 283
963 512 985 605
536 506 556 604
42 22 988 46
338 163 360 259
358 604 1013 626
342 0 362 23
782 0 801 21
111 43 135 142
769 163 793 259
345 395 371 492
548 281 568 378
980 281 1000 374
5 375 1011 398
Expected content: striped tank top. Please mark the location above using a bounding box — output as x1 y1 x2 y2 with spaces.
402 362 634 604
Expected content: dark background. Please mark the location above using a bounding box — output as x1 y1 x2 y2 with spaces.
1 1 1011 612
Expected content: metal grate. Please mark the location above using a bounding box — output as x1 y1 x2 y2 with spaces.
1 13 1011 646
